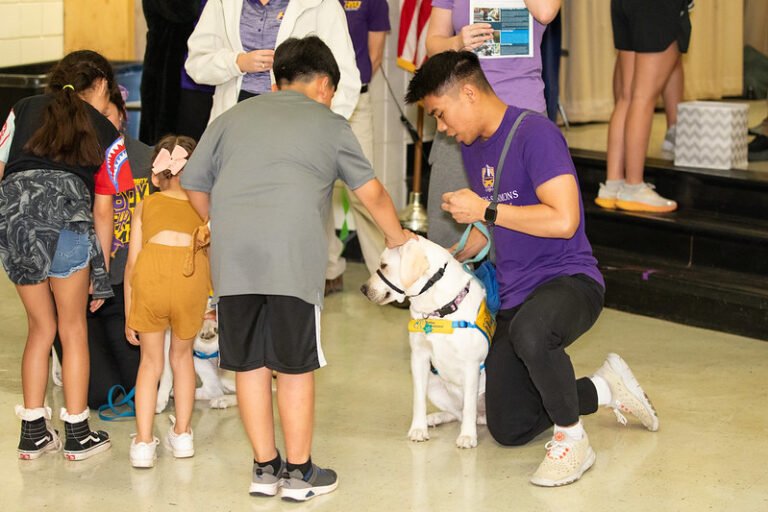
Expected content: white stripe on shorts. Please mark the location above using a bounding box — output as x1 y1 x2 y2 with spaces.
315 305 326 368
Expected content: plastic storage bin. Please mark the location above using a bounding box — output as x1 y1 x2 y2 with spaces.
0 60 143 140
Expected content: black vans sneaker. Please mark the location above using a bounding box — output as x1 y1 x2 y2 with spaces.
281 463 338 502
60 408 111 461
15 405 62 460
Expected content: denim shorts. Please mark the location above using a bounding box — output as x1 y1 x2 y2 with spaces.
48 229 90 278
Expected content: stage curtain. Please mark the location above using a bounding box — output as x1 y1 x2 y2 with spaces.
744 0 768 57
560 0 744 123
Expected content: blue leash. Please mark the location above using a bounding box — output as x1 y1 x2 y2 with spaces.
452 221 491 269
98 384 136 421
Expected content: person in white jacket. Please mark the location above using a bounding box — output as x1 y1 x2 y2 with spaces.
185 0 361 123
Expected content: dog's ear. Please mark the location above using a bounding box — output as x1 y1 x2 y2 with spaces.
399 239 430 291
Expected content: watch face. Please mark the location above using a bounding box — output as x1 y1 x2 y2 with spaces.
485 205 497 223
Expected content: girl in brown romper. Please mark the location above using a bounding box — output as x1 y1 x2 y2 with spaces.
124 135 210 468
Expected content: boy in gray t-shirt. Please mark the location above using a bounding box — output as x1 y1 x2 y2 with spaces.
182 36 413 501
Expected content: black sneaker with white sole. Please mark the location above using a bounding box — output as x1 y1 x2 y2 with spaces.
281 464 338 502
63 419 111 461
18 417 62 460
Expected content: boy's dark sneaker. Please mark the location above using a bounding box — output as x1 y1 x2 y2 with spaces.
249 458 286 497
60 408 111 461
281 463 338 502
15 405 62 460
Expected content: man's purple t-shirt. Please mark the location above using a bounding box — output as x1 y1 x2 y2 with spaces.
341 0 391 84
461 107 604 309
430 0 545 112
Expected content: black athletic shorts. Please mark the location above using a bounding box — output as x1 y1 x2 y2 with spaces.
217 294 325 374
611 0 691 53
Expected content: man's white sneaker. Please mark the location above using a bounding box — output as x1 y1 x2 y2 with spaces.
595 353 659 431
130 436 159 468
616 183 677 213
530 431 596 487
165 415 194 458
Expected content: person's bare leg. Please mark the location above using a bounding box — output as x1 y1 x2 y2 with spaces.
237 367 278 462
276 371 314 465
49 267 91 414
606 51 636 182
662 56 684 129
16 282 57 408
624 43 681 184
168 333 196 434
134 330 165 442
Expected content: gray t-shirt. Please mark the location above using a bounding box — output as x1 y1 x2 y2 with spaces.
182 90 375 306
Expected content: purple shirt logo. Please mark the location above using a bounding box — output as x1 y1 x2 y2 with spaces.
482 164 495 192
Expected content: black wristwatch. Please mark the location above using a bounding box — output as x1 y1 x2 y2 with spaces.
484 201 498 224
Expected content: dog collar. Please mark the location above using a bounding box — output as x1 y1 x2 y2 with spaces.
193 350 219 360
430 281 471 318
377 263 448 299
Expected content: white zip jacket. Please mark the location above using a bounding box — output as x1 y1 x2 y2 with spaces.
185 0 361 122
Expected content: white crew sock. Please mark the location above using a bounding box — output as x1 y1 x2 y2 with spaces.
591 374 612 406
604 179 624 192
554 420 585 440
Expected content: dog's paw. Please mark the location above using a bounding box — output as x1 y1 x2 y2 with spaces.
155 397 169 414
209 395 237 409
195 388 216 401
455 434 478 449
408 427 430 442
427 412 456 427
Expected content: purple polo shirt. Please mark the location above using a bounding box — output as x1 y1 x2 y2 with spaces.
430 0 546 112
340 0 390 84
461 107 604 309
240 0 289 95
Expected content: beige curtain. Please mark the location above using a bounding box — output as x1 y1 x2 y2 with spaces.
560 0 744 123
744 0 768 56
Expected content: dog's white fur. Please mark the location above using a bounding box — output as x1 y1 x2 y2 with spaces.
362 236 489 449
156 313 237 412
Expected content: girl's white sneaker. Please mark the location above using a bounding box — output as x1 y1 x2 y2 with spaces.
165 415 194 458
130 436 159 468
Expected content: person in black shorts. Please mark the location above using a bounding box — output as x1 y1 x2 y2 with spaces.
181 37 414 501
597 0 691 213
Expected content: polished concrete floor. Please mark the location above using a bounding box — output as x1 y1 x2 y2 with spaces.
1 262 767 511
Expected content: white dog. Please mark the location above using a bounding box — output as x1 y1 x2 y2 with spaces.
156 309 237 412
361 236 495 449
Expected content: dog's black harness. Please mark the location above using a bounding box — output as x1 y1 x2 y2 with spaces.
376 263 448 298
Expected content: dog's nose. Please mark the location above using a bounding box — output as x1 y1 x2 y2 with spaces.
360 284 368 296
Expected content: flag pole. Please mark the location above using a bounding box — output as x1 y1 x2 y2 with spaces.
398 102 428 235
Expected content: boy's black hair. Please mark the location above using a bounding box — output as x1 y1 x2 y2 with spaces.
273 36 341 90
405 51 492 104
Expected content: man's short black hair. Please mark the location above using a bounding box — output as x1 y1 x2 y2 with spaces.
273 36 341 90
405 51 492 104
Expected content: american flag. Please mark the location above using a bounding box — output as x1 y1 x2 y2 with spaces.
397 0 431 72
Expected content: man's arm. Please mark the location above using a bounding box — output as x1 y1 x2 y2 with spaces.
187 190 210 221
368 31 387 77
352 179 414 248
441 174 581 239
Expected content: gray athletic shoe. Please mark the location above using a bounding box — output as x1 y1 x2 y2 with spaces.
281 463 338 502
249 459 286 497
